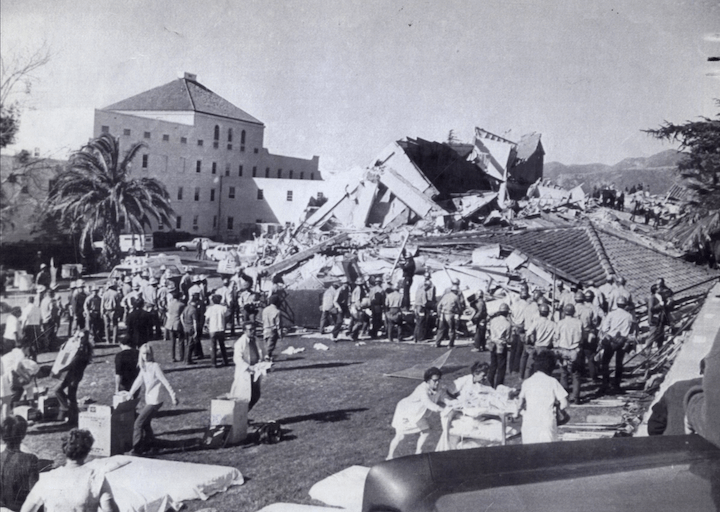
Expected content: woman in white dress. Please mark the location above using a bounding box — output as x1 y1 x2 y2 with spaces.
518 350 568 444
387 367 445 459
230 321 264 410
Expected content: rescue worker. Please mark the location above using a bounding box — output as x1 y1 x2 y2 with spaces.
434 282 463 349
368 276 386 339
385 282 404 343
414 275 436 343
575 290 600 381
101 282 122 345
487 303 511 388
598 295 635 395
554 303 584 403
524 302 556 379
470 290 488 352
508 286 531 374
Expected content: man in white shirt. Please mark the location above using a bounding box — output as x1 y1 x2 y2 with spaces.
204 294 229 367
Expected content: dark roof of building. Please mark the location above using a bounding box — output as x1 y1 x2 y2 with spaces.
103 76 263 125
420 222 718 302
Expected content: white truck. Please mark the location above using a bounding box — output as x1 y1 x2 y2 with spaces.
93 234 154 254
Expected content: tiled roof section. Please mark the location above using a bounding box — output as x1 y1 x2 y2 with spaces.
419 223 719 302
665 182 699 203
595 228 719 302
430 226 608 285
103 77 263 125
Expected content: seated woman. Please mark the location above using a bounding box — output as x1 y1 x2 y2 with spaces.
21 428 115 512
1 416 39 511
387 367 445 460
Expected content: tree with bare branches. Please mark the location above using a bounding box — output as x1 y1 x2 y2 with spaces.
1 42 52 148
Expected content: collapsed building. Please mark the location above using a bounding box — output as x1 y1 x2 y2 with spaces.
225 126 720 444
295 128 544 232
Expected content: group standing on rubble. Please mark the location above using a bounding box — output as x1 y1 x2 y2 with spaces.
316 252 675 407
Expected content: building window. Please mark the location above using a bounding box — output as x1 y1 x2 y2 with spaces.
238 165 243 177
228 128 233 142
265 167 270 178
277 169 282 179
300 171 304 180
310 173 315 180
213 216 217 228
101 126 109 133
142 154 149 169
212 162 217 175
123 128 131 136
210 189 215 201
227 143 233 150
252 166 257 177
227 217 234 230
180 136 187 144
176 216 182 229
144 131 151 139
162 134 169 142
193 215 199 230
289 170 294 179
257 189 264 200
197 139 204 147
196 160 202 173
254 148 259 154
229 186 236 199
287 190 293 202
194 187 200 201
256 219 262 223
177 187 183 200
158 221 164 231
241 130 246 144
225 163 230 176
213 125 220 148
241 145 245 152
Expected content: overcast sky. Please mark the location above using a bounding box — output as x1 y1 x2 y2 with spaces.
2 0 719 171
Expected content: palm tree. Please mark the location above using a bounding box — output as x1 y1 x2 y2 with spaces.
45 133 174 268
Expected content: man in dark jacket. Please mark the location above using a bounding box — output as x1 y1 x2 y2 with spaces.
51 329 93 425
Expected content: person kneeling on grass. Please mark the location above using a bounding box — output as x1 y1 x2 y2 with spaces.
128 344 178 456
387 367 445 460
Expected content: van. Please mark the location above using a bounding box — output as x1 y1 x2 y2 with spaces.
93 234 154 254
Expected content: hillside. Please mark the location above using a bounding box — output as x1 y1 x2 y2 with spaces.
544 149 684 195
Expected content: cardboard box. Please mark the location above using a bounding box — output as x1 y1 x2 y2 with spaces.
79 399 138 457
210 399 248 445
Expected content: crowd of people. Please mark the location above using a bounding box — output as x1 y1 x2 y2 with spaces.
386 269 675 457
325 258 675 408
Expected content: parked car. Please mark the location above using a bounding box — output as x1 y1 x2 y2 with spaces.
108 254 185 287
206 244 237 262
217 241 260 274
174 237 219 251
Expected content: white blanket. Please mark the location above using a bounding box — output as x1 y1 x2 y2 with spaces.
86 455 244 512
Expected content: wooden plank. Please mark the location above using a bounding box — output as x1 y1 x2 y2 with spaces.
260 233 350 277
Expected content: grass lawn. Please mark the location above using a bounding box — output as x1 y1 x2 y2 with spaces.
22 330 631 512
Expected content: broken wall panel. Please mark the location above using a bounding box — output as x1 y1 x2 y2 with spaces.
398 138 499 198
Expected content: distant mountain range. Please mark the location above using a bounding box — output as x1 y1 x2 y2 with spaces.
543 149 685 195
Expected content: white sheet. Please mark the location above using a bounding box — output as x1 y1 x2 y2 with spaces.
86 455 244 512
308 465 370 512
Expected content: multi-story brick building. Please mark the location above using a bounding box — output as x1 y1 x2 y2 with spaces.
94 72 324 242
